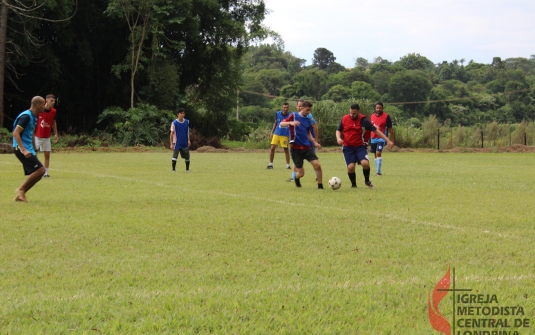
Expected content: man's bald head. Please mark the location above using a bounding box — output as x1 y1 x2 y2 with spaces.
31 96 45 106
30 96 46 115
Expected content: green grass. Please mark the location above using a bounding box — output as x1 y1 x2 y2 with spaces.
1 150 534 334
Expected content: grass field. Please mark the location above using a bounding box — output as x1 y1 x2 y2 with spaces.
1 149 534 334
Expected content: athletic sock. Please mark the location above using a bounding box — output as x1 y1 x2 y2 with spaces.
377 157 382 174
45 168 49 175
186 161 190 170
295 178 302 187
292 171 297 180
286 164 291 168
375 158 379 174
348 172 356 187
268 162 273 166
363 168 371 183
172 160 176 170
318 183 323 189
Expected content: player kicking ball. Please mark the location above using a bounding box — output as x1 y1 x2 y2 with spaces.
280 101 323 189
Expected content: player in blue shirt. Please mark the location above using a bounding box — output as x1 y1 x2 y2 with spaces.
12 96 46 202
169 108 191 172
287 100 319 182
280 101 323 189
267 102 291 169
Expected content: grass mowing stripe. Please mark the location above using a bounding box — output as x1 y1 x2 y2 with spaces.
50 165 527 242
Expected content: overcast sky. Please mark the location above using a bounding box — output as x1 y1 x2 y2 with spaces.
261 0 535 68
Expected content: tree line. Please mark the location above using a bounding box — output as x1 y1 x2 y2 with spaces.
1 0 534 144
239 45 535 128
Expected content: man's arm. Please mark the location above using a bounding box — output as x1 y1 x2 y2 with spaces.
169 125 175 149
388 127 395 146
13 127 31 158
312 123 319 142
53 120 59 143
307 129 321 149
270 118 277 139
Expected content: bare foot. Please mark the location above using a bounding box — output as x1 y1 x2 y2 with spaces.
14 189 28 202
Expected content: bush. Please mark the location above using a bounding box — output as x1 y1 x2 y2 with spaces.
319 124 338 146
0 128 11 144
226 120 255 141
189 129 222 150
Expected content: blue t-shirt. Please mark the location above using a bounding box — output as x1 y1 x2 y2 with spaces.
12 110 37 155
288 112 313 147
172 119 189 149
274 111 290 137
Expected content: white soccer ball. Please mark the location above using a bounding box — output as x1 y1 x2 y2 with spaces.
328 177 342 190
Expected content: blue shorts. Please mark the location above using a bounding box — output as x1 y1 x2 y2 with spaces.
371 141 386 153
342 146 369 166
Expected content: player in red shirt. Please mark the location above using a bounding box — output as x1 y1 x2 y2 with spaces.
34 94 59 177
370 102 395 176
336 104 392 188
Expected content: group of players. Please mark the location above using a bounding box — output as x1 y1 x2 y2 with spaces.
267 100 395 189
11 95 394 202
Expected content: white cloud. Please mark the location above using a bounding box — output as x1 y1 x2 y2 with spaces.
262 0 535 67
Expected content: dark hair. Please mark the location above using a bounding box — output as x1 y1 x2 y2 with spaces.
46 94 55 99
350 104 360 110
177 108 185 114
375 102 384 107
302 101 313 108
282 102 289 106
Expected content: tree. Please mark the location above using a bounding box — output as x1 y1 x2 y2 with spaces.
350 81 381 102
355 57 369 68
396 53 435 72
312 47 335 70
293 68 328 101
389 70 433 115
0 0 77 128
105 0 184 109
321 84 351 102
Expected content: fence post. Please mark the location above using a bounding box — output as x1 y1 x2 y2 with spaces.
481 130 484 148
525 132 527 146
437 128 440 150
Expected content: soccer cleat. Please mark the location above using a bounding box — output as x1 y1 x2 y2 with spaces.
286 178 294 182
266 165 273 169
365 181 375 189
186 170 192 173
286 165 291 169
172 170 176 173
43 174 50 178
351 185 357 188
376 173 382 176
294 178 302 187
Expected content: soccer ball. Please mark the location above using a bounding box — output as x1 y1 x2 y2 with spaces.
328 177 342 190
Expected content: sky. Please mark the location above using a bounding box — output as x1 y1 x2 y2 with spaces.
261 0 535 68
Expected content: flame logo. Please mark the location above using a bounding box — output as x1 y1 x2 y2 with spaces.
428 265 451 335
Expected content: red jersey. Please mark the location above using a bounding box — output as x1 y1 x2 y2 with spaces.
35 108 57 138
338 114 375 147
370 112 392 139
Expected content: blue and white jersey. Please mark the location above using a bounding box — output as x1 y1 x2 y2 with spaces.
274 111 290 137
171 119 189 149
12 110 37 155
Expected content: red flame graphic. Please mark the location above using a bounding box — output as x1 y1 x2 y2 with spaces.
428 265 451 335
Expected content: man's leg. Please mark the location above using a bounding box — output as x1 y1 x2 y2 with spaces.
375 150 383 175
310 160 323 189
347 163 357 188
360 159 374 188
267 145 276 168
284 148 290 168
15 167 45 202
44 151 51 176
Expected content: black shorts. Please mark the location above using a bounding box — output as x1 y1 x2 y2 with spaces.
14 148 43 175
291 148 318 169
172 147 190 161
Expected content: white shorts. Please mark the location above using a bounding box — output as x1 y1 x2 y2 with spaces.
35 137 52 152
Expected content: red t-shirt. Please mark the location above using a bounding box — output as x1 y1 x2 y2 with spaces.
35 108 57 138
370 112 391 139
338 114 375 147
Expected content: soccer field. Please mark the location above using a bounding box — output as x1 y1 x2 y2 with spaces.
1 150 534 334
